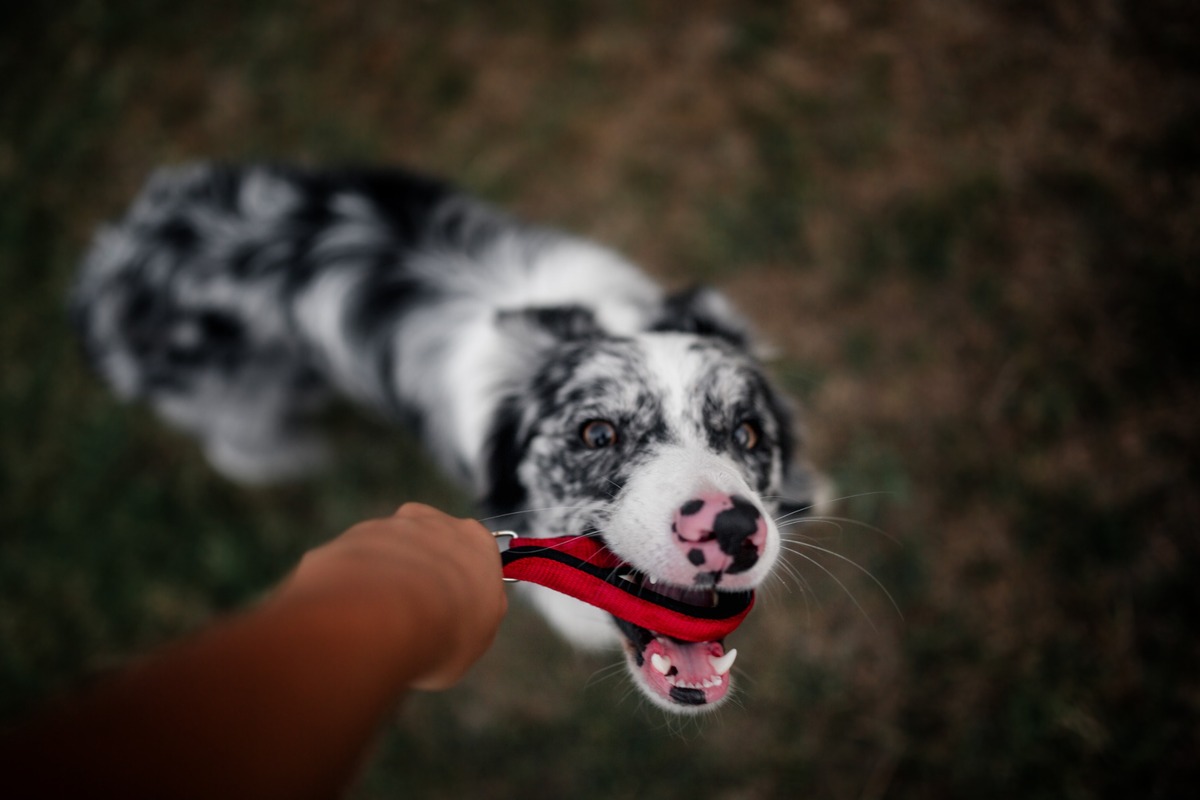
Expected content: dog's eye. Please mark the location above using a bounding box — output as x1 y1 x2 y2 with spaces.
732 420 760 451
580 419 618 449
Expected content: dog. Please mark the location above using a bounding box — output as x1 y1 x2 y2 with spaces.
71 163 820 713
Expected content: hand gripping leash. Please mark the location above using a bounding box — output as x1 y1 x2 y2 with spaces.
493 532 755 643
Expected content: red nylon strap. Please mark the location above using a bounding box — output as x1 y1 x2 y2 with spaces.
499 535 754 643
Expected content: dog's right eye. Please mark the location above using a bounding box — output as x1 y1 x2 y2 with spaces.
732 419 761 451
580 419 618 449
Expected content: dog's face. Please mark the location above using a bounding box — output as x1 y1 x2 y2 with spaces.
485 320 810 713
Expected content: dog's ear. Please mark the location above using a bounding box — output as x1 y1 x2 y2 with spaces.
496 305 604 343
650 286 754 350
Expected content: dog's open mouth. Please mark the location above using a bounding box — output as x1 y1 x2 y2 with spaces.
615 620 736 708
612 572 740 709
497 532 750 709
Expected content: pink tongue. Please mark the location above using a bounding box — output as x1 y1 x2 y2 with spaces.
640 638 733 706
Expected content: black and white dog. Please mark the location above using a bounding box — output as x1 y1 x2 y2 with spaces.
72 163 819 713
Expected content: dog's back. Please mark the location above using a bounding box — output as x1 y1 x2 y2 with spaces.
72 163 662 485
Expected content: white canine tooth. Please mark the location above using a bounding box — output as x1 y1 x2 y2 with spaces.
650 653 672 676
710 649 738 676
648 575 658 585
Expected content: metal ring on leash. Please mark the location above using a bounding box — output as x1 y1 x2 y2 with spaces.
491 531 519 582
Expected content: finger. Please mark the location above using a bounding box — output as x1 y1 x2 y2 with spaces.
392 501 444 519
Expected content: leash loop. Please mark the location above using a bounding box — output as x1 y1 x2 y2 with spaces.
490 531 755 642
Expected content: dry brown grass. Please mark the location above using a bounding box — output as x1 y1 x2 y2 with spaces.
3 2 1198 797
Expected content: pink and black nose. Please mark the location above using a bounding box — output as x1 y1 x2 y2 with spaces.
671 493 768 579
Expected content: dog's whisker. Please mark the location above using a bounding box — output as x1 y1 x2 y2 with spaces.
780 518 847 538
783 542 903 622
511 529 609 556
778 514 899 545
585 660 629 690
770 490 897 525
769 559 820 624
476 505 605 526
779 529 842 546
767 556 801 595
762 566 793 597
778 545 880 632
777 556 816 599
759 569 810 625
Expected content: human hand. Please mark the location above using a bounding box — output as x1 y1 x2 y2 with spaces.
277 503 508 690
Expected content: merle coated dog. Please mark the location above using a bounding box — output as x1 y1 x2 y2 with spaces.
72 163 820 712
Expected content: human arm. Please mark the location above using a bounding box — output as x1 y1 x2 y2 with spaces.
0 502 507 799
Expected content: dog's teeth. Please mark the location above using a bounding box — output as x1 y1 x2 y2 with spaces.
709 649 738 676
648 575 658 585
650 654 672 675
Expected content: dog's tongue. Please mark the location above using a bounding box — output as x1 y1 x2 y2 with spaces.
639 637 737 706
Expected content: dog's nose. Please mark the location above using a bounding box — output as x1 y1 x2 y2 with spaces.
672 493 767 578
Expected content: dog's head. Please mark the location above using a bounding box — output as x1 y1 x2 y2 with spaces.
483 289 817 713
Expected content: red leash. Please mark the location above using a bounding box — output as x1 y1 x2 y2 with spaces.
494 533 754 643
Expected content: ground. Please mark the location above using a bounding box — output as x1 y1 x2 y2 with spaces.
2 2 1198 797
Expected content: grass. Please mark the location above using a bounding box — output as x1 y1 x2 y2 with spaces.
3 2 1199 797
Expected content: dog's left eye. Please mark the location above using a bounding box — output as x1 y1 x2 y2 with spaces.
732 420 761 451
580 419 618 449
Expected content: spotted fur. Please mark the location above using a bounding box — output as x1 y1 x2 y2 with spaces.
72 162 821 713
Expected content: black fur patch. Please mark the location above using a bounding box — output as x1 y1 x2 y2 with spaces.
669 686 707 706
615 618 655 667
482 397 530 516
651 286 749 349
498 305 603 342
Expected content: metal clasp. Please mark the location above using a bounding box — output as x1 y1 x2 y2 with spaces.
492 530 519 582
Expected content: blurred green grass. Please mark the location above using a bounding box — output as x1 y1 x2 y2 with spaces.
3 2 1199 797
